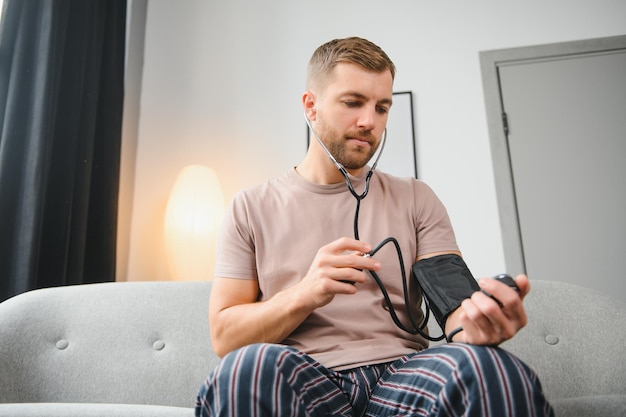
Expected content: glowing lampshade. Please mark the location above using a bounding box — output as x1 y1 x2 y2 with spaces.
164 165 224 281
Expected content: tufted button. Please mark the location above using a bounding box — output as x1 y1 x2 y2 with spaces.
56 339 69 350
153 340 165 351
544 334 559 345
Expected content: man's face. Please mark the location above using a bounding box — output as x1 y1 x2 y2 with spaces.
313 63 393 170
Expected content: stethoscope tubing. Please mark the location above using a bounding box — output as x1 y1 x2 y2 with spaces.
304 114 444 341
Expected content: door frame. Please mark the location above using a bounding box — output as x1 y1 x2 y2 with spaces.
479 35 626 274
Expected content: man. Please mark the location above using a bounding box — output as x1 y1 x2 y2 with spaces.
196 37 553 416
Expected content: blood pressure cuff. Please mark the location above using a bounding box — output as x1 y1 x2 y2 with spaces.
412 254 480 331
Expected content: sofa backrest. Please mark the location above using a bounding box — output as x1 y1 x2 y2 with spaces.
0 281 218 408
1 279 624 408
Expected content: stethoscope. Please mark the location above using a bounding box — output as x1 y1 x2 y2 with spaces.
304 113 444 341
304 112 385 241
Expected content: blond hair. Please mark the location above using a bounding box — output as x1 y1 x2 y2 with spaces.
306 37 396 89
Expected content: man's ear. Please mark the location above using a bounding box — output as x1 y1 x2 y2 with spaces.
302 91 317 121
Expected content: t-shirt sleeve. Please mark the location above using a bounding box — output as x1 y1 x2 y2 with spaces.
412 180 459 257
214 191 258 280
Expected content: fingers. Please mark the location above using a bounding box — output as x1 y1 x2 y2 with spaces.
320 237 381 273
318 258 370 287
325 236 372 254
460 293 520 344
480 277 528 320
301 238 381 307
458 276 529 345
325 252 381 275
514 274 531 299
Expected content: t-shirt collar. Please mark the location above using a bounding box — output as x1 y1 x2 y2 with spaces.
289 165 371 194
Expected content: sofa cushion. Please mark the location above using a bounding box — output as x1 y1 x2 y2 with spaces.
500 280 626 400
0 403 193 417
551 395 626 417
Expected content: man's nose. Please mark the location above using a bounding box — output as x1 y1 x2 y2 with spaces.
356 106 377 130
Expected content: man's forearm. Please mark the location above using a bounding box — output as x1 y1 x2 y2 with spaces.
210 288 313 357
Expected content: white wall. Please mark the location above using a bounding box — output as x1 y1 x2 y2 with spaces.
120 0 626 282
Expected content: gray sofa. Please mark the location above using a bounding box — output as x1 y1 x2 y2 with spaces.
0 280 624 416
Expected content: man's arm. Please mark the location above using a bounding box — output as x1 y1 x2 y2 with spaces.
208 277 311 357
209 237 381 357
416 251 529 345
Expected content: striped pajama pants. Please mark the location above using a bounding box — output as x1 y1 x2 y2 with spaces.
196 343 554 417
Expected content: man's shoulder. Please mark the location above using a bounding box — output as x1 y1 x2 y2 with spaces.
232 169 295 203
374 171 434 193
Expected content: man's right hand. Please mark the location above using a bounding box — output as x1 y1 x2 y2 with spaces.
295 237 381 310
208 237 380 357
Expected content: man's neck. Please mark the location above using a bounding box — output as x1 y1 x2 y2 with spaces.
296 153 363 185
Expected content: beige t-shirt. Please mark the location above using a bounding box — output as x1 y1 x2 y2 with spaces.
215 167 459 370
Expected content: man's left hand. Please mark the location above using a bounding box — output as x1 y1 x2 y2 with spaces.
447 274 530 345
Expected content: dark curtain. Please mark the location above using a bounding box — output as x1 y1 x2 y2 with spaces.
0 0 127 302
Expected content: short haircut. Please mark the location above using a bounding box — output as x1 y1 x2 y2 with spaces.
306 37 396 89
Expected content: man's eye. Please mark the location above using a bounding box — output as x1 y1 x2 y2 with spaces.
376 106 389 114
344 101 361 108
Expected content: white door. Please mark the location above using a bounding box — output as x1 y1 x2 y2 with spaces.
481 36 626 302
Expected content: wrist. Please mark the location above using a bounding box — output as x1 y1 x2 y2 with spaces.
446 326 464 343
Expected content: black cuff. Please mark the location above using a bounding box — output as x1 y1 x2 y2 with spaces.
412 254 480 331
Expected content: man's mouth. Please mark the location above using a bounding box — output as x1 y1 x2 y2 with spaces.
346 135 373 147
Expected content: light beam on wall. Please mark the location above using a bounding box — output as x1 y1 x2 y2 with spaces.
164 165 225 281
